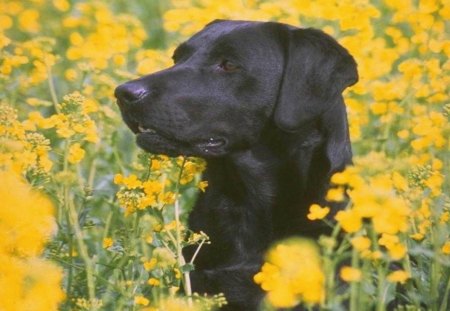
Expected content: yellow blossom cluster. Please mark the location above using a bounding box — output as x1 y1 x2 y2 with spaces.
327 147 448 268
254 238 325 308
409 109 447 153
135 49 174 76
0 34 56 88
332 166 410 236
26 91 100 164
114 171 173 216
329 164 414 262
0 170 64 311
114 156 206 215
0 103 53 176
63 2 147 71
33 91 99 142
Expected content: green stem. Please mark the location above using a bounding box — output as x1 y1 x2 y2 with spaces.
189 239 206 265
349 247 360 311
368 226 386 311
65 189 74 300
376 265 386 311
62 140 96 307
87 142 101 190
322 223 344 309
173 158 193 303
430 226 441 311
403 239 421 309
46 63 60 113
439 274 450 311
62 140 75 300
67 196 97 307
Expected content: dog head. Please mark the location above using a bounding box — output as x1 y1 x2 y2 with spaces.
115 20 358 159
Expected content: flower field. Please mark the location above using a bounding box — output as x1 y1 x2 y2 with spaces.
0 0 449 310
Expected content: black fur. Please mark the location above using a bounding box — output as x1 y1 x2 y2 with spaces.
115 20 358 310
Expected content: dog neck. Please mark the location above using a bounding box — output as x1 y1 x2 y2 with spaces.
205 145 280 207
186 123 348 270
199 128 334 240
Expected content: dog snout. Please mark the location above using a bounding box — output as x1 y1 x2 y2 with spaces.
114 82 149 106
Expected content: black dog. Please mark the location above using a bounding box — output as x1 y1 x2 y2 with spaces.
115 20 357 310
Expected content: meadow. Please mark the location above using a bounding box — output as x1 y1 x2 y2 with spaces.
0 0 449 310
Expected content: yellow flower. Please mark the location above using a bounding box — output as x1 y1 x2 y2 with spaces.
197 180 208 192
397 129 409 139
266 287 298 309
0 170 56 256
113 54 126 66
138 195 156 209
53 0 70 11
0 14 13 30
0 257 65 311
387 270 409 284
159 191 176 205
143 258 157 271
307 204 330 220
432 159 443 171
122 174 142 189
254 238 324 307
64 68 78 81
340 266 362 282
388 243 407 260
134 295 150 306
102 237 113 249
143 180 163 195
113 173 124 185
145 234 153 244
150 159 162 170
335 209 362 233
166 222 185 234
378 233 399 249
68 143 86 164
440 212 450 224
410 233 424 241
351 236 371 252
392 172 409 192
424 173 444 196
18 9 40 33
174 267 182 279
372 197 410 234
371 251 383 260
441 241 450 255
148 278 160 286
0 171 63 310
370 102 388 115
326 187 346 202
56 125 75 138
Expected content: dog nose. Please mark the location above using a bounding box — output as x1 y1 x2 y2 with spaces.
114 83 148 105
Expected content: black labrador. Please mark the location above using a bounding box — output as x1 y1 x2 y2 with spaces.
115 20 358 310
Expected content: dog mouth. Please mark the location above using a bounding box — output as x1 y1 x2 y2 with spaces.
137 124 158 134
129 121 227 157
196 137 227 153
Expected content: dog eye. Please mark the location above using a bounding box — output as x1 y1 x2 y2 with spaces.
219 60 239 72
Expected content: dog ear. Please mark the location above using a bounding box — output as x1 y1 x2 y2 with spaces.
274 28 358 132
321 98 352 174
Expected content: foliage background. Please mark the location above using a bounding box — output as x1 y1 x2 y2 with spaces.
0 0 449 310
